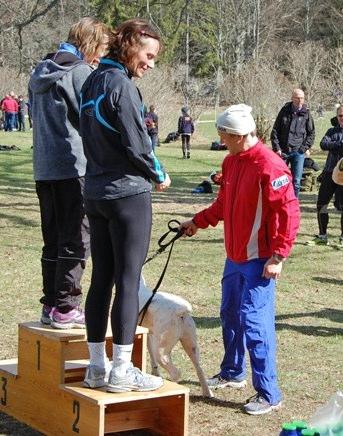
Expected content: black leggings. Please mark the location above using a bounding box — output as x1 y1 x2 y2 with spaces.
181 134 191 155
85 192 152 344
317 171 343 235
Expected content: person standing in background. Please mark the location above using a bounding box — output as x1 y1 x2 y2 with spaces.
145 105 159 151
18 95 26 132
178 106 194 159
307 105 343 246
271 89 315 197
1 93 18 132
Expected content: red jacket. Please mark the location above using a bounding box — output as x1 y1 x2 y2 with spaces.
1 97 18 113
193 141 300 262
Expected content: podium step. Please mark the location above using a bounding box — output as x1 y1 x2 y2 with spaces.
17 322 148 385
63 379 188 405
0 322 189 435
63 380 189 435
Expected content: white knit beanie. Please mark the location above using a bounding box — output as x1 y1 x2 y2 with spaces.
216 104 256 135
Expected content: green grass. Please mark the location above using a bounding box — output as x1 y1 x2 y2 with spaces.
0 124 342 436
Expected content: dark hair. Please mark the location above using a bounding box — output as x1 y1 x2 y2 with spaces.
107 18 161 66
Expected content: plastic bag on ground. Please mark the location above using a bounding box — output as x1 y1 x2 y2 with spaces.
309 391 343 435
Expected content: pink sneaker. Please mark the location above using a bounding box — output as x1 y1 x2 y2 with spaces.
51 307 85 329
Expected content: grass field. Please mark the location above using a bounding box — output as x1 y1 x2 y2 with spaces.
0 116 342 436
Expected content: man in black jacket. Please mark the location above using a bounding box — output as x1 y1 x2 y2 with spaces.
271 89 315 197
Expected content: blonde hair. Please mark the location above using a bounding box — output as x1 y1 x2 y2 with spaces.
67 17 111 60
107 19 161 66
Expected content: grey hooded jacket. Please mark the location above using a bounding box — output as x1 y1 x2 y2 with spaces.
29 52 92 181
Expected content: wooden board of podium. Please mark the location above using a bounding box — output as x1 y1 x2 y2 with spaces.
0 322 189 435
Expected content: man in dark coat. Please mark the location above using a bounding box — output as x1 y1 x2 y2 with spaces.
271 89 315 197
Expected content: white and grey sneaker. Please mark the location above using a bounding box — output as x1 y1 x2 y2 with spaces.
107 365 163 393
83 363 111 389
244 393 282 415
207 373 247 390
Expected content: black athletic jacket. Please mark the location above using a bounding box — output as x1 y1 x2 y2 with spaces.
79 58 166 200
271 102 315 154
320 126 343 172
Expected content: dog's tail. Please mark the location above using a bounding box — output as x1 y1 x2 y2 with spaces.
158 292 192 315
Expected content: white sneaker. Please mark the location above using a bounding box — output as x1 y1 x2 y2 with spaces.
244 393 282 415
107 365 163 393
83 362 111 389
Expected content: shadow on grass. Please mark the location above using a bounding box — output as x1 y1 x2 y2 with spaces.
276 308 343 336
189 393 244 410
293 240 342 250
277 307 343 323
194 309 343 336
276 323 343 336
0 212 39 228
312 277 343 286
194 316 221 329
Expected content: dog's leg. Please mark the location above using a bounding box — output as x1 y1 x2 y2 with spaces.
147 334 161 377
157 345 181 382
154 325 181 382
180 315 213 398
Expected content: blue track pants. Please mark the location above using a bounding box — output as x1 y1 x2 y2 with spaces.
219 258 281 405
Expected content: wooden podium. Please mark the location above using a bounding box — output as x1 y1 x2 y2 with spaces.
0 322 189 435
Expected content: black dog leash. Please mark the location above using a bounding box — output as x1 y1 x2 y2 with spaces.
139 219 184 324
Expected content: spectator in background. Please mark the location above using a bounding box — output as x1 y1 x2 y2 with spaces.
307 105 343 246
145 105 159 151
28 17 111 330
178 106 194 159
271 88 315 197
18 95 26 132
317 103 324 118
1 93 18 132
26 100 33 129
13 93 19 130
0 95 5 130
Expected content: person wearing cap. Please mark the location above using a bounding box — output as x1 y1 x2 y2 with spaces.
180 104 300 415
178 106 195 158
271 89 315 198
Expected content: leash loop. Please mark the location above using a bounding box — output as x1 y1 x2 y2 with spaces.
144 219 183 265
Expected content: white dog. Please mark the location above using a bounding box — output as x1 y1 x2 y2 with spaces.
138 277 212 398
